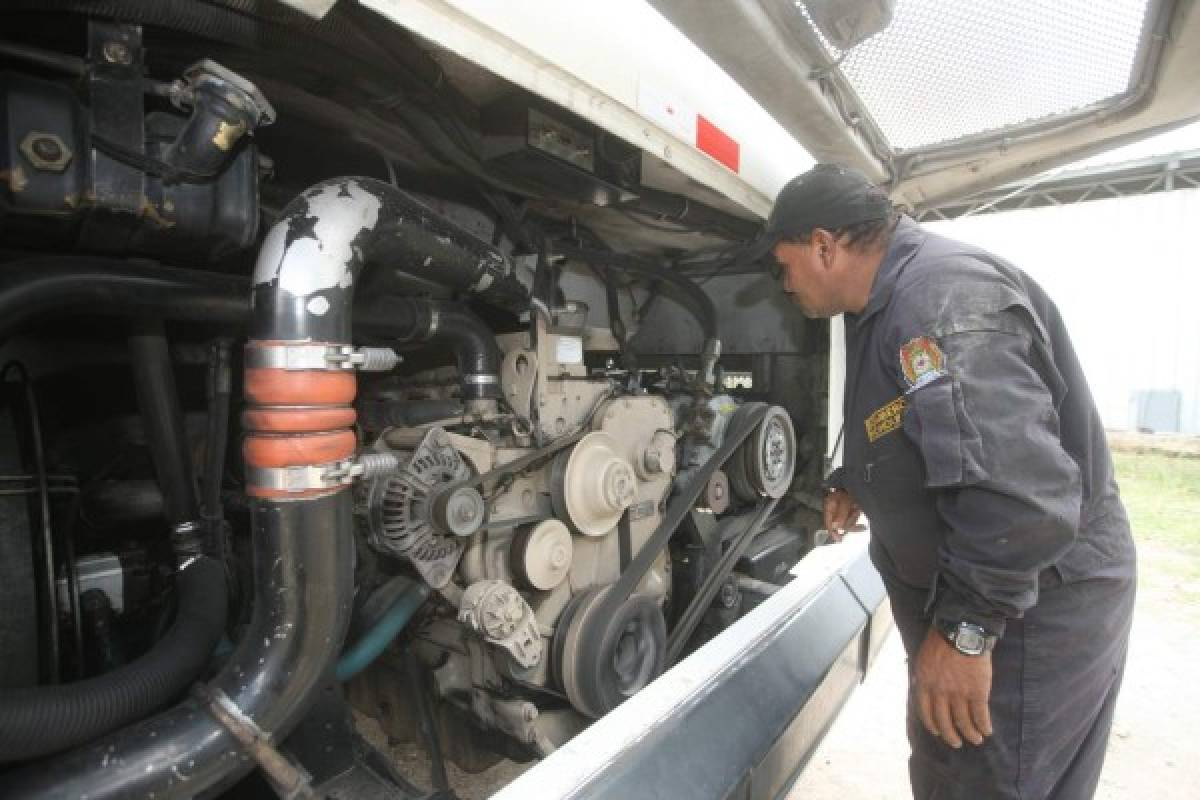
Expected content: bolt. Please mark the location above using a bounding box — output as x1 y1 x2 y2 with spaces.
719 580 739 609
523 704 537 722
31 137 62 162
20 132 72 172
102 41 132 65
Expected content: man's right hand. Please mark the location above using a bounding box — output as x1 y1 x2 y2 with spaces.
823 488 861 542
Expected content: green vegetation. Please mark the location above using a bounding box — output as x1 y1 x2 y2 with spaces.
1112 450 1200 602
1113 451 1200 552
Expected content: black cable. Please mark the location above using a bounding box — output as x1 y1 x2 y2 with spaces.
1 361 60 684
0 39 86 75
60 494 85 680
91 134 219 184
553 244 718 342
613 207 700 235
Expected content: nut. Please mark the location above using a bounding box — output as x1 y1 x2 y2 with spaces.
19 132 72 172
102 41 132 65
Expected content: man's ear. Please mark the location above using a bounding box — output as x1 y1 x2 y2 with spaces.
811 228 836 269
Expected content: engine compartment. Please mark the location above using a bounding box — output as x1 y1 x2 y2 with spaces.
0 6 830 797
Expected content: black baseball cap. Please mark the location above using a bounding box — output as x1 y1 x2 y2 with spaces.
743 164 892 263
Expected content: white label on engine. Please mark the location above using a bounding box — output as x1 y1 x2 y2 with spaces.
556 336 584 364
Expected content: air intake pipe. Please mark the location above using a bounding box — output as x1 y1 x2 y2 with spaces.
358 295 502 412
0 177 504 797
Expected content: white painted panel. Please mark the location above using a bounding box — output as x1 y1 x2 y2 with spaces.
361 0 814 216
930 189 1200 434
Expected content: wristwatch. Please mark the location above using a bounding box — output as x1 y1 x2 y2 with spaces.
939 621 997 656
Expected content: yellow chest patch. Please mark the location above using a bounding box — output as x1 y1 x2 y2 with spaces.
865 396 906 442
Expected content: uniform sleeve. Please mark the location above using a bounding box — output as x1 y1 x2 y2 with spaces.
896 297 1082 638
823 465 847 491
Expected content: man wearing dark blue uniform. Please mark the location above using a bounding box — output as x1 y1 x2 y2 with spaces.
763 164 1136 799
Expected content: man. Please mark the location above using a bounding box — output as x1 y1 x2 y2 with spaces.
762 164 1136 799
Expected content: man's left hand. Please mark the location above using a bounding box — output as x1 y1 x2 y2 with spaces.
913 628 994 748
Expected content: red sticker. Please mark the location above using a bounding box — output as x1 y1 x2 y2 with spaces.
696 115 740 173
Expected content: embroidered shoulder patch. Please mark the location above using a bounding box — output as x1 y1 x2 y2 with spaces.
865 395 906 442
900 336 947 390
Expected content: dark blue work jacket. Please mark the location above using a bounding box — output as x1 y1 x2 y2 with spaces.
834 217 1135 635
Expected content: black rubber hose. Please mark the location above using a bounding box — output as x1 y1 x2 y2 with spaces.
356 296 503 400
626 186 760 241
127 322 201 535
344 182 530 316
427 302 503 402
0 40 86 75
358 399 465 430
202 339 233 556
0 257 249 343
0 556 227 763
0 497 352 797
251 177 526 338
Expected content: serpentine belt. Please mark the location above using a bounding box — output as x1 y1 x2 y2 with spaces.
556 402 772 690
439 426 587 500
439 401 775 669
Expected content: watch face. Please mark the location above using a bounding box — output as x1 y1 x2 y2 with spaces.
956 626 986 655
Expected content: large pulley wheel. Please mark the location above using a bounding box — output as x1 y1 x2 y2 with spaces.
728 405 796 502
556 586 667 719
551 431 639 537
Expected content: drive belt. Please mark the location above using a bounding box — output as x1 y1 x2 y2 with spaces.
442 426 587 499
592 402 771 645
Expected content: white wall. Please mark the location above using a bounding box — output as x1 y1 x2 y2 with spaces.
928 188 1200 434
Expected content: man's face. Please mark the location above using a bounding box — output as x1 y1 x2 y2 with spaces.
771 238 837 319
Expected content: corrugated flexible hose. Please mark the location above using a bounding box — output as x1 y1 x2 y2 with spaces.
0 556 226 763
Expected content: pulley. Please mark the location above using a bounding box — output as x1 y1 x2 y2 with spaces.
511 519 574 591
727 405 796 502
551 431 639 536
554 585 667 718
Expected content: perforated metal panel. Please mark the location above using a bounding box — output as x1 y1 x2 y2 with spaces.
799 0 1153 150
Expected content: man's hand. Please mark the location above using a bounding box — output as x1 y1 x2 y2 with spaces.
823 488 861 542
913 628 994 748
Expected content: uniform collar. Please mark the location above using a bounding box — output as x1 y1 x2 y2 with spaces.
851 215 926 326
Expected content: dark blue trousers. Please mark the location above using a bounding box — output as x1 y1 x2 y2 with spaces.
884 568 1134 800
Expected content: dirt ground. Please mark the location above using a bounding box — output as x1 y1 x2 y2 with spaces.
790 448 1200 799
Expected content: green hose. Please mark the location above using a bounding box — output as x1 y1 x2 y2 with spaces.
336 578 430 682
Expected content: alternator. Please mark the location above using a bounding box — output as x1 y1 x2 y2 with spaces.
364 427 485 587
